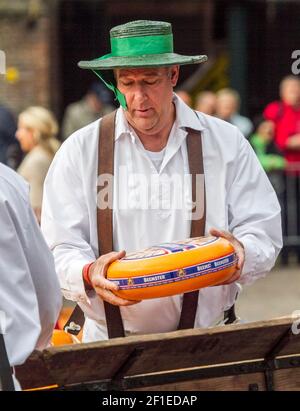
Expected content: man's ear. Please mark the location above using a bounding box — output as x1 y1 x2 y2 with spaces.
169 65 180 87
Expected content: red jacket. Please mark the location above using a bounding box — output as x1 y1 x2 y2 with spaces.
264 101 300 165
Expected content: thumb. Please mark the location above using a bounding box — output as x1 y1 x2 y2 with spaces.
209 227 223 237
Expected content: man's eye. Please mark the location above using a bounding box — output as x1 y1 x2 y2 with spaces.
121 81 133 87
145 80 158 85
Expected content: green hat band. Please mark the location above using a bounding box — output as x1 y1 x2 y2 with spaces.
110 34 173 57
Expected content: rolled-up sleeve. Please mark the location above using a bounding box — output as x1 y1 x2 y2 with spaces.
227 130 282 285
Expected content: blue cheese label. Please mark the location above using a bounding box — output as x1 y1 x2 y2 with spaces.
112 252 237 290
122 236 218 261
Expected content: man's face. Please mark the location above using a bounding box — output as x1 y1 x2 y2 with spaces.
115 66 179 135
280 79 300 107
216 95 238 119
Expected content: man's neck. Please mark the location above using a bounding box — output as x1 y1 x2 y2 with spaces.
129 103 176 152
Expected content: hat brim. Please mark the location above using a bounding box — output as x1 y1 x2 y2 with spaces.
78 53 207 70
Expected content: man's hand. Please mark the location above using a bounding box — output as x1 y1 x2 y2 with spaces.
88 250 140 306
209 228 245 285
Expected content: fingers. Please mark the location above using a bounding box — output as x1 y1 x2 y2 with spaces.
209 227 245 279
101 250 126 267
90 250 126 290
89 249 141 306
235 246 245 270
220 269 241 285
211 268 242 287
94 286 140 306
93 275 119 291
209 227 233 242
100 250 126 283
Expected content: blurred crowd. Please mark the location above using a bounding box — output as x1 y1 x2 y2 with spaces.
178 75 300 264
0 82 114 223
1 75 300 262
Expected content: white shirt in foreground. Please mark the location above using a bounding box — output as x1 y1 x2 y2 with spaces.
41 95 282 341
0 164 62 368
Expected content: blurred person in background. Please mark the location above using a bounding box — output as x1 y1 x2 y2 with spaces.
216 88 253 138
250 117 286 174
264 75 300 167
16 106 60 223
0 104 23 169
250 117 286 264
264 76 300 263
61 82 115 140
0 163 61 390
175 89 192 107
195 91 217 115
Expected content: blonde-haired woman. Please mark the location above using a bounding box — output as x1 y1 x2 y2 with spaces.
16 106 60 222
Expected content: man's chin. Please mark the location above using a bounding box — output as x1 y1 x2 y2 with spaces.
130 118 157 133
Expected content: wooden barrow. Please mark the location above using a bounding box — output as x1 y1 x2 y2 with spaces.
16 316 300 391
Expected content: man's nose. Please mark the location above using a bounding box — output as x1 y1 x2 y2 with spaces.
133 84 147 102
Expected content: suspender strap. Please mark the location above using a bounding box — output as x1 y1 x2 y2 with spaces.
0 333 15 391
98 111 125 339
177 128 206 330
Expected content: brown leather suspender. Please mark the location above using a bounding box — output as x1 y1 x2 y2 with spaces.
177 127 206 330
98 112 206 337
97 111 125 338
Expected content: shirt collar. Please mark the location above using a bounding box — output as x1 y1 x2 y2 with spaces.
115 108 134 142
173 93 205 132
114 92 205 142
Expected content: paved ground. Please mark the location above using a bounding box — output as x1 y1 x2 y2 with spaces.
236 263 300 322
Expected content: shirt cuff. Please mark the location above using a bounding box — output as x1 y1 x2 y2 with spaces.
62 260 94 303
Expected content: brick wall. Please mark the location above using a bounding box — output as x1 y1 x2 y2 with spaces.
0 0 53 117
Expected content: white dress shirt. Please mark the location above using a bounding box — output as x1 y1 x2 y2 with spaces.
41 95 282 341
0 164 62 370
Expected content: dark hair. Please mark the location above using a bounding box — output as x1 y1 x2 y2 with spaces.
88 82 112 105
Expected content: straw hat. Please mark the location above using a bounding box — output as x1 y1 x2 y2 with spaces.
78 20 207 108
78 20 207 70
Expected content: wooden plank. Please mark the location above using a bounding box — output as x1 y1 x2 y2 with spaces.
17 317 300 389
274 368 300 391
30 344 135 388
131 368 300 391
126 321 297 376
15 350 55 390
132 372 267 391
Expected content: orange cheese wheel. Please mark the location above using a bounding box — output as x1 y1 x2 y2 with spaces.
107 236 237 300
51 330 80 346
